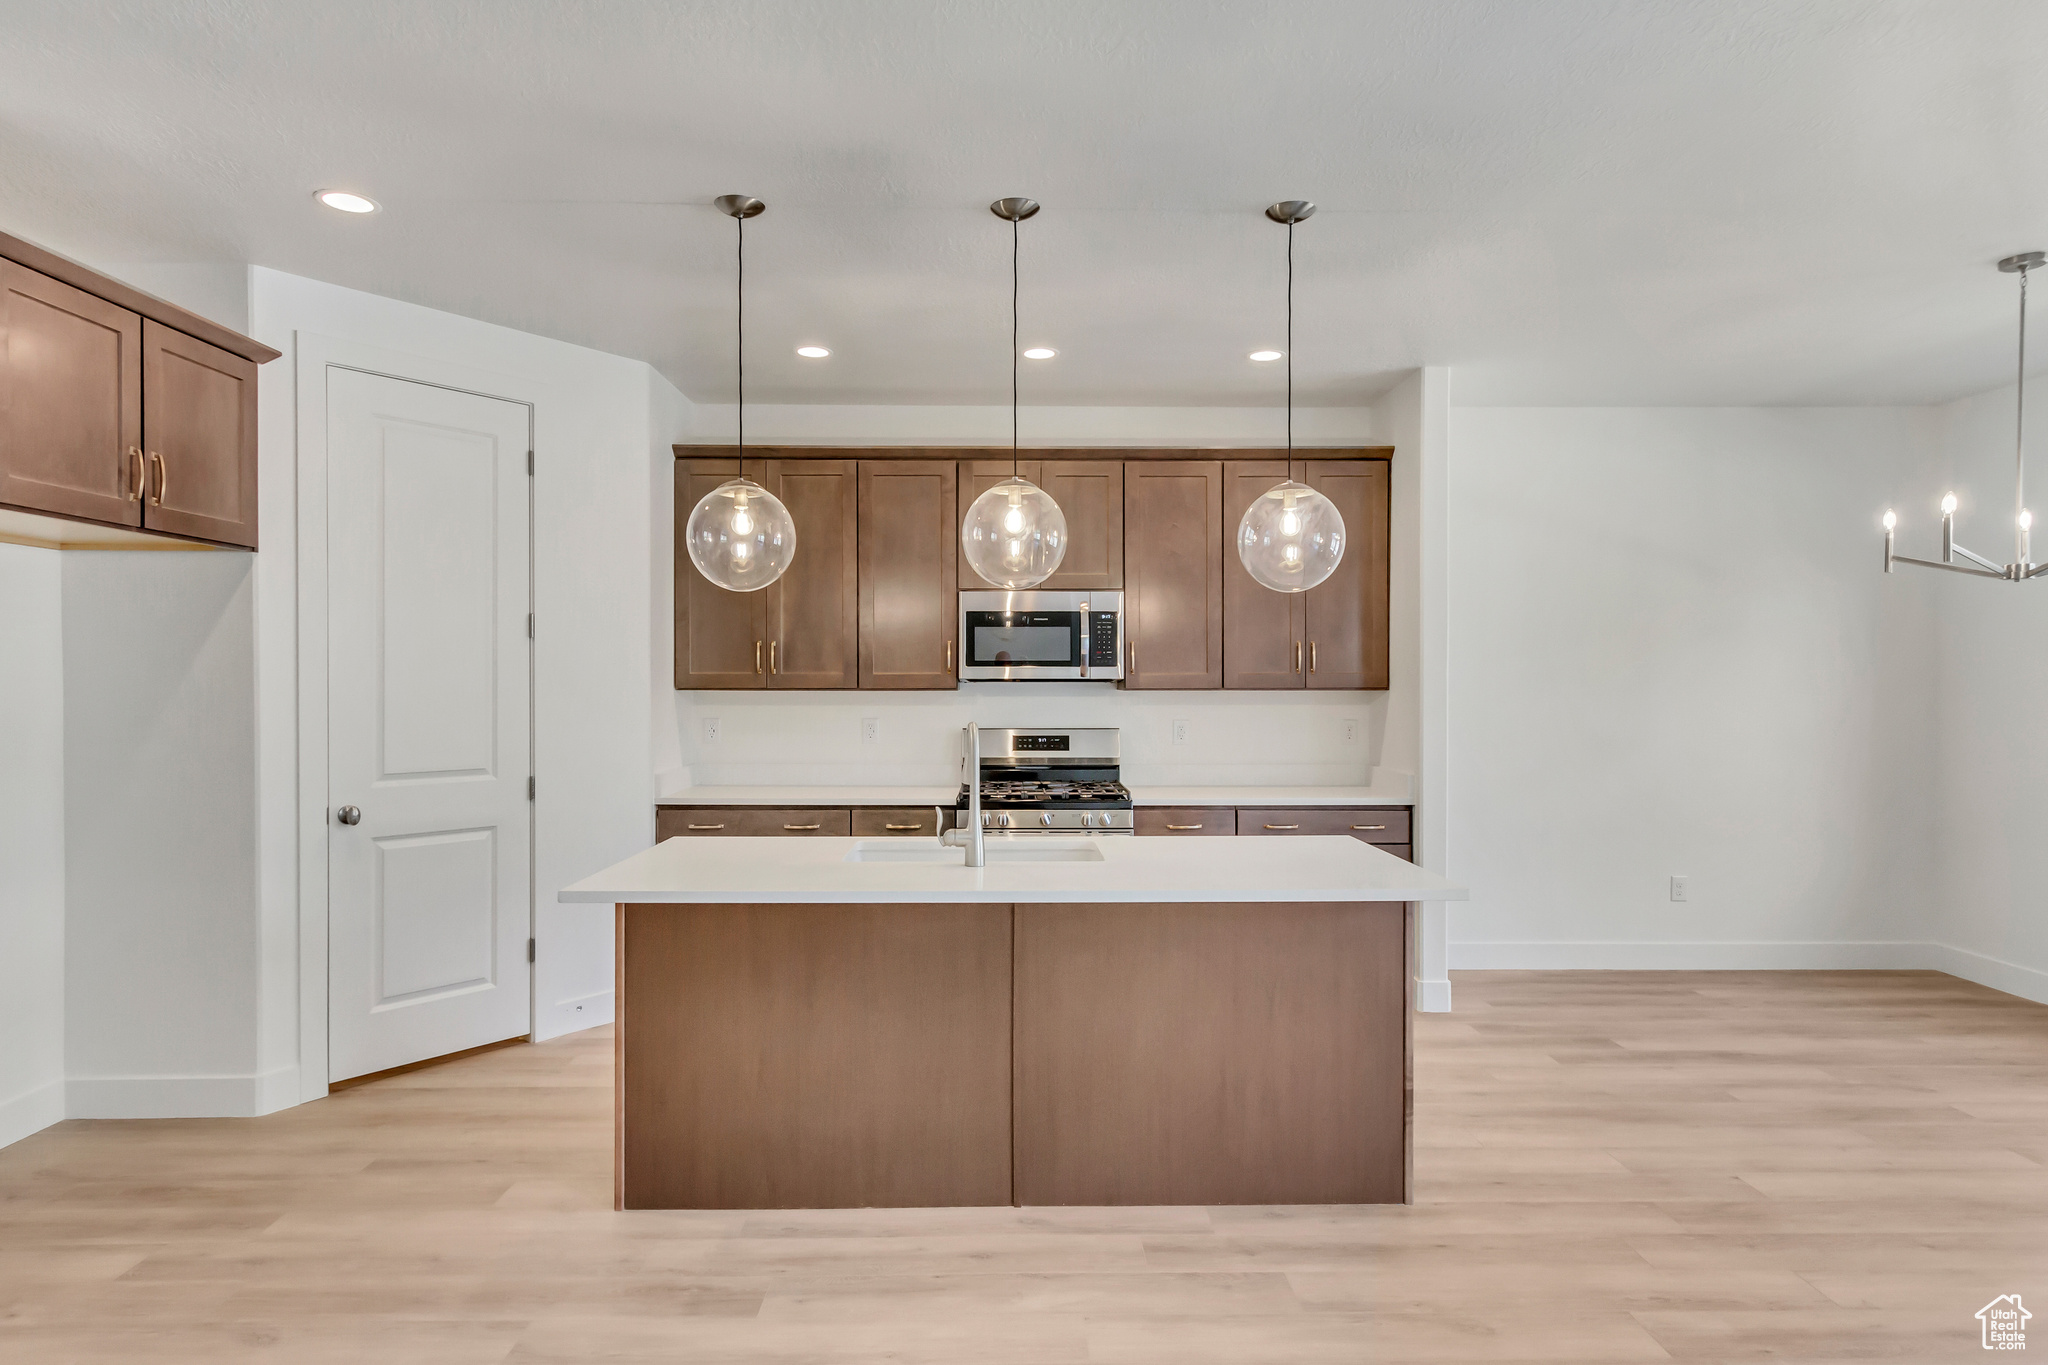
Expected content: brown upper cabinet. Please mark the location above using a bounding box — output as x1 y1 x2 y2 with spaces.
0 231 277 550
1123 460 1224 689
1222 460 1305 688
674 455 860 690
858 458 958 689
958 457 1124 590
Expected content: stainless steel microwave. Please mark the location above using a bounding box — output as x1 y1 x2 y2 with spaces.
957 590 1124 681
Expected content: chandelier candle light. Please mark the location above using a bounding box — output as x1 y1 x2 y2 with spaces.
1237 200 1345 593
685 194 797 593
1885 251 2048 583
961 197 1067 590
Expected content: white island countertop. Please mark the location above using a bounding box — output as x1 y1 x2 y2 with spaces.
561 834 1465 905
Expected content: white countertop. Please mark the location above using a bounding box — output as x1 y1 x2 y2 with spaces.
561 834 1464 905
656 784 1412 808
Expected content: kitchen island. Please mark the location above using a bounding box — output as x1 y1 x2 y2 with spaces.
561 835 1465 1210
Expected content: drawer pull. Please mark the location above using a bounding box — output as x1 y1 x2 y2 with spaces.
1351 824 1387 831
783 823 822 831
1164 823 1203 831
1262 823 1300 830
686 823 725 831
883 823 921 831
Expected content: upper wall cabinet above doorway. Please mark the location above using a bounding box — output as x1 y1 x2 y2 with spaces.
0 229 278 552
673 445 1393 693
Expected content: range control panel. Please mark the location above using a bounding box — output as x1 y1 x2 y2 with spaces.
1087 611 1120 668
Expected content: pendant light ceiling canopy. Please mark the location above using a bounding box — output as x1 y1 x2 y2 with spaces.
1237 200 1346 594
686 194 797 593
1883 252 2048 584
962 196 1068 590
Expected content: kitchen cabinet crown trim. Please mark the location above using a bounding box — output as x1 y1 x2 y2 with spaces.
0 229 281 365
677 444 1392 463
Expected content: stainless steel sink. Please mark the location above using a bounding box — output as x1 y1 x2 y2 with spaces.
843 839 1105 864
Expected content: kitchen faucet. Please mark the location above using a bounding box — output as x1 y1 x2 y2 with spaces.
939 721 986 866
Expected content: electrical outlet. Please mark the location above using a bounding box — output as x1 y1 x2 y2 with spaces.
701 717 721 745
1172 719 1191 746
1669 875 1688 903
861 717 880 745
1343 719 1360 743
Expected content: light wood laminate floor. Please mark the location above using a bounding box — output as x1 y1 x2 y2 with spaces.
2 970 2043 1363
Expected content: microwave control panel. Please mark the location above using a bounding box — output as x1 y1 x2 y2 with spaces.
1087 611 1120 667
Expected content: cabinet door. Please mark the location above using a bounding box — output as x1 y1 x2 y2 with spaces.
1303 460 1391 690
141 319 257 547
764 459 858 689
0 261 143 526
1134 808 1234 836
1222 460 1305 688
860 459 958 689
675 457 768 689
1123 460 1222 689
1037 459 1124 589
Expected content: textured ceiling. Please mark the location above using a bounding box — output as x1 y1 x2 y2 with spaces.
4 1 2047 406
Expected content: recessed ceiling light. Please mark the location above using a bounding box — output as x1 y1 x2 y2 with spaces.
1249 350 1283 362
1022 347 1057 360
316 190 379 214
796 345 830 358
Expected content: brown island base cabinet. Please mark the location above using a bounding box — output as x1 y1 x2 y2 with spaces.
616 898 1411 1210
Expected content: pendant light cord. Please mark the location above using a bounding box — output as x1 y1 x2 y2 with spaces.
736 210 746 476
1012 215 1021 478
2019 263 2030 563
1286 217 1295 483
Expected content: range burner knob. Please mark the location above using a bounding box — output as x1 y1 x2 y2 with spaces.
999 813 1012 827
1040 812 1054 827
981 812 994 827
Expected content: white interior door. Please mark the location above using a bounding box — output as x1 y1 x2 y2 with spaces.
326 368 532 1082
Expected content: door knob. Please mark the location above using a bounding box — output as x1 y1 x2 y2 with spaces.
336 805 362 826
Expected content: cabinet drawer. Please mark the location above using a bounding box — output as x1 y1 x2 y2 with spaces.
851 807 941 837
657 808 852 839
1135 808 1235 836
1236 808 1411 844
1375 843 1413 864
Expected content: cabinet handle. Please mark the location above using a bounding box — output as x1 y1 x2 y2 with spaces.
1164 823 1203 831
782 823 822 831
1351 824 1387 831
1128 640 1136 673
945 639 953 673
1310 641 1317 673
127 447 145 502
1262 823 1300 830
754 640 764 674
1294 641 1302 673
148 451 166 507
883 823 921 831
686 823 725 831
769 640 778 675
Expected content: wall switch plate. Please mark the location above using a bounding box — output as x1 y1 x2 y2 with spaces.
701 717 721 745
1669 875 1688 903
1343 719 1360 743
861 718 880 745
1172 719 1191 746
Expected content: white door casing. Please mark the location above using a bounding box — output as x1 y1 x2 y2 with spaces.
326 368 532 1081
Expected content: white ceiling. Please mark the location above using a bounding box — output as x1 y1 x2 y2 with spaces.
5 1 2048 407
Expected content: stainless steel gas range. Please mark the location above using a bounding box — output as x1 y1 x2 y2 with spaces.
952 727 1134 834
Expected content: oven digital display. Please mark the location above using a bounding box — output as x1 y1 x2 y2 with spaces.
1012 734 1070 751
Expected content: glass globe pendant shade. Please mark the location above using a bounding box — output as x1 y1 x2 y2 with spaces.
1236 478 1345 592
962 475 1067 588
685 477 797 592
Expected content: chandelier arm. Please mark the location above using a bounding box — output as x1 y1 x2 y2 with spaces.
1892 554 2008 579
1951 541 2006 574
2029 562 2048 579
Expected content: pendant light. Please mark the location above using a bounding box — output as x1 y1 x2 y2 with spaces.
1236 200 1346 593
962 196 1067 589
685 195 797 593
1884 252 2048 583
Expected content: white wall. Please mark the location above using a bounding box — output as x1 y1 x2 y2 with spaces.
0 544 67 1145
62 551 267 1116
1445 406 1943 969
1922 379 2048 1001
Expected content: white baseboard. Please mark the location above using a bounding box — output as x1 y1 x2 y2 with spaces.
1415 977 1453 1013
1449 940 1932 972
0 1079 65 1149
1923 942 2048 1007
535 987 614 1042
66 1065 299 1120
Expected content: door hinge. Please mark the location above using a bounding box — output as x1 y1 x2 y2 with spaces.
527 776 535 800
527 449 534 475
527 612 534 639
526 937 536 963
